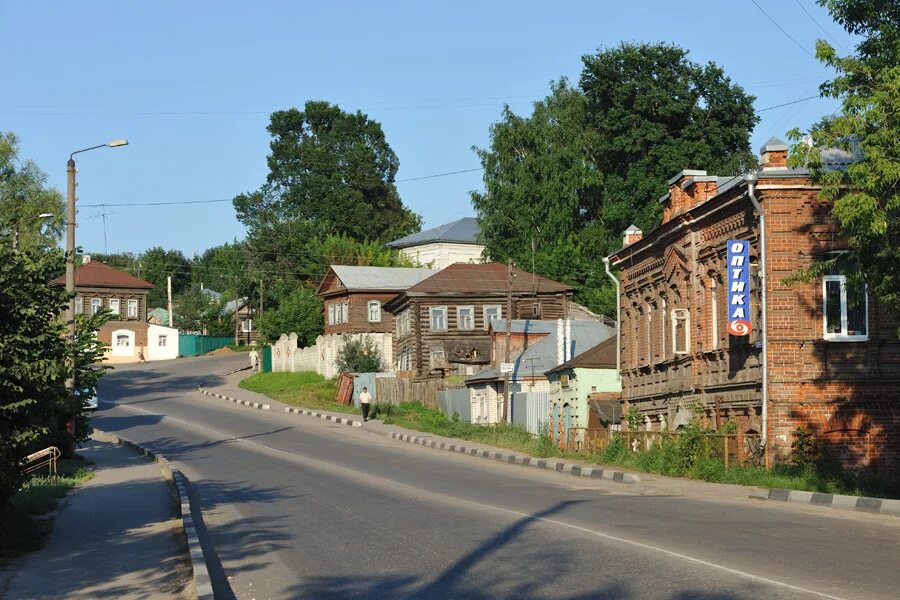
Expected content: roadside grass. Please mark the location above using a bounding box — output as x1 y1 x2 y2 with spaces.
239 372 358 415
1 457 93 564
375 402 896 499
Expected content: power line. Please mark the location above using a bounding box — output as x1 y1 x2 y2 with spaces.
792 0 848 50
757 94 821 112
396 168 482 182
749 0 816 58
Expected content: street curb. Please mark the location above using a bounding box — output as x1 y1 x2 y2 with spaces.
198 387 269 410
376 430 641 483
749 488 900 517
284 406 363 427
92 430 215 600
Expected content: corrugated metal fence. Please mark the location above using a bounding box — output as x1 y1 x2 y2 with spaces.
178 334 233 357
436 388 471 422
510 392 550 436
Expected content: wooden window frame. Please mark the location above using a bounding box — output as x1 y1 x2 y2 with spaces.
456 305 475 330
430 306 448 331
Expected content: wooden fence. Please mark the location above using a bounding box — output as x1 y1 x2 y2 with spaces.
375 376 447 409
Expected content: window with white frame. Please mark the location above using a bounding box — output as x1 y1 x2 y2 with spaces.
483 305 501 328
91 298 102 315
341 302 349 324
127 299 138 319
457 306 474 330
116 334 130 347
109 298 120 316
430 306 447 331
242 318 253 332
646 303 653 365
430 346 446 368
532 302 542 317
823 275 868 340
328 304 335 325
74 297 83 315
672 308 690 355
158 334 167 347
368 300 381 323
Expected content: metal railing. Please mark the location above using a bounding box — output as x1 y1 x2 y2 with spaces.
22 446 61 477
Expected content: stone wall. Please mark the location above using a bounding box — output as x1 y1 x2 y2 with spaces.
270 332 394 379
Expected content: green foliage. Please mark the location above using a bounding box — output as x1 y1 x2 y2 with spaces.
239 371 350 414
787 1 900 324
473 43 758 316
257 284 323 345
334 334 385 373
234 100 421 243
174 284 230 336
790 426 820 470
624 406 644 432
0 132 65 252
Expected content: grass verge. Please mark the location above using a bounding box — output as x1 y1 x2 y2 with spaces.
239 372 357 415
0 457 94 564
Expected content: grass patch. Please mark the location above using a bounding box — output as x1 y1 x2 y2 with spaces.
1 457 93 564
239 372 357 415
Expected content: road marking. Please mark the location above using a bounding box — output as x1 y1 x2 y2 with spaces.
110 402 850 600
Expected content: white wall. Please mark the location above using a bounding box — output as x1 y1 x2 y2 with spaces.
147 325 179 361
110 329 135 357
271 332 393 378
400 242 484 270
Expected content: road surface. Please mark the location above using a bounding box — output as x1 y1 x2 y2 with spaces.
94 355 900 600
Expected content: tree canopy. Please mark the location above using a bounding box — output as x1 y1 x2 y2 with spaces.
473 43 758 316
234 101 421 243
788 0 900 320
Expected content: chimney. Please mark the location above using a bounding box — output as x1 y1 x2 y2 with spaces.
557 319 564 364
760 137 789 169
661 169 719 223
623 224 643 247
82 254 91 265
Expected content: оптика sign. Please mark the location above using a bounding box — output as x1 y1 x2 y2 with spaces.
726 239 752 336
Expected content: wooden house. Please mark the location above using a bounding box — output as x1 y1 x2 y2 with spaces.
382 262 574 377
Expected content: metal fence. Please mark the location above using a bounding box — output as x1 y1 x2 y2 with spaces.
436 388 471 422
178 334 233 357
510 392 550 436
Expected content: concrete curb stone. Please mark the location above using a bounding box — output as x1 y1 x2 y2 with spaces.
198 386 270 410
283 406 363 427
750 487 900 518
92 430 215 600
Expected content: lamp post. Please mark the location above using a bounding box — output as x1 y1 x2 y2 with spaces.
10 212 54 250
65 139 128 392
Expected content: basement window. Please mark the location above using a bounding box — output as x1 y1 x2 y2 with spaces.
823 275 868 341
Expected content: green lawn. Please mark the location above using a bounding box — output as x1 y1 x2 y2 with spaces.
239 372 358 415
1 457 94 564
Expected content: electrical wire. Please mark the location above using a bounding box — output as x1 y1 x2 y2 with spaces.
792 0 848 51
749 0 816 58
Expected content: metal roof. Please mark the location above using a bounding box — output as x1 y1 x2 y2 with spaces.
467 320 615 383
399 262 573 296
50 260 154 290
330 265 435 291
387 217 481 248
546 337 617 374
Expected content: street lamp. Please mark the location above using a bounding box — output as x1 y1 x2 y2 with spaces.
65 139 128 392
10 212 54 250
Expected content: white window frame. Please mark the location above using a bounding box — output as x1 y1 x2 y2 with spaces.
158 334 167 347
483 305 502 329
341 302 349 324
672 308 690 355
74 297 83 315
109 298 120 316
368 300 382 323
823 275 868 341
646 303 653 365
457 305 475 330
242 318 253 333
127 299 138 319
430 306 447 331
430 346 446 368
710 280 719 351
91 298 102 315
116 333 131 347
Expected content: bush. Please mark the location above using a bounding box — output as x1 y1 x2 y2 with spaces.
335 334 385 373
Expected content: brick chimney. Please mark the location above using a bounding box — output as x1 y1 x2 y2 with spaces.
760 137 789 169
661 169 719 223
623 224 643 247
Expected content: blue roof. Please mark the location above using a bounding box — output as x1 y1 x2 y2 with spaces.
387 217 480 249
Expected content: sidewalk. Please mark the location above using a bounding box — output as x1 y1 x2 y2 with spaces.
3 437 192 600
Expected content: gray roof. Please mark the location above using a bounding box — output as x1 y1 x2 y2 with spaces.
387 217 481 249
467 320 616 383
331 265 435 291
761 136 789 152
222 297 248 315
201 287 222 301
488 319 555 335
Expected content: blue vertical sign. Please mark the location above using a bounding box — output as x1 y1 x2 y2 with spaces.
726 239 753 336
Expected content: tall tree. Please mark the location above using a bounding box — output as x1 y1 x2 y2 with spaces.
0 132 64 252
234 101 421 243
788 0 900 319
136 247 192 308
473 43 758 315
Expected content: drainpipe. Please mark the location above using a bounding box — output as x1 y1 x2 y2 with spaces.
602 257 621 381
746 173 768 456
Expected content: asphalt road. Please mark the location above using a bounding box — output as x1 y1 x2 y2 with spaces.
94 355 900 600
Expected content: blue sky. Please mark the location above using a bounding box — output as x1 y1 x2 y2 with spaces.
2 1 852 257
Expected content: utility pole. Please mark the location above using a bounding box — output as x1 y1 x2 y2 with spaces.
259 278 264 317
167 275 173 327
65 157 77 393
502 259 513 423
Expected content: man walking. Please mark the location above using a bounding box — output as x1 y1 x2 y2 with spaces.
249 347 259 373
360 386 372 422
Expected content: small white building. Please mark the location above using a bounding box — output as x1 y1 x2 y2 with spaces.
147 325 179 361
387 217 484 269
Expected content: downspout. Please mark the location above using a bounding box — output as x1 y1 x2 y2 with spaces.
602 257 621 381
746 174 768 456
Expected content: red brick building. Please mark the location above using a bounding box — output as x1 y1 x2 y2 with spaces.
607 139 899 475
